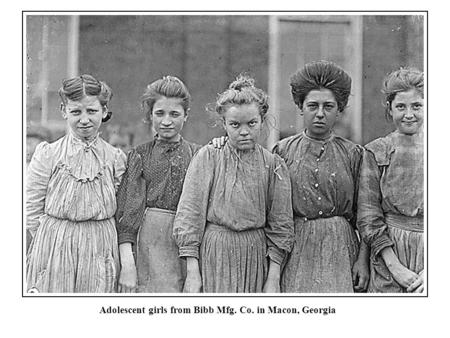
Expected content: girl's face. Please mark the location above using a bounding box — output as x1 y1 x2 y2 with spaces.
222 103 262 151
62 95 106 141
151 96 187 142
301 88 339 140
389 89 424 135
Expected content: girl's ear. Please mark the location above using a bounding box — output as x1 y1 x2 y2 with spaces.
102 105 108 119
387 102 393 118
184 108 190 122
60 103 67 119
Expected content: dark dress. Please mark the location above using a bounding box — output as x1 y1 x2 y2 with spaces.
273 131 364 293
116 137 200 292
358 130 424 293
173 143 294 293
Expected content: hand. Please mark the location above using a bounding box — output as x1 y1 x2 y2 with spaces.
352 257 370 292
263 276 280 293
211 136 227 149
183 271 202 293
406 270 424 293
118 263 137 293
389 263 419 289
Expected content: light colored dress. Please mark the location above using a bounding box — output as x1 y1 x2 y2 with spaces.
358 130 424 293
173 143 294 293
115 138 200 293
273 131 364 293
26 132 126 293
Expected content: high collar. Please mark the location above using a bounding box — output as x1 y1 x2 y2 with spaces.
303 129 334 143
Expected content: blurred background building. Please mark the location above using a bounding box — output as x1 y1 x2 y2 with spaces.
26 14 424 157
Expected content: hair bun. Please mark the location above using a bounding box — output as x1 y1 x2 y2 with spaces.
229 75 255 91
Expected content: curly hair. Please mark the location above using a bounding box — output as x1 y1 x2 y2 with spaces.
214 74 269 119
290 60 352 112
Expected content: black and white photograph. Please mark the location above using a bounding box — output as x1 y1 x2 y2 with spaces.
24 12 425 295
4 1 449 337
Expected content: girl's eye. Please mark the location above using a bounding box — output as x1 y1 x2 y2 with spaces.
230 122 239 128
395 104 406 110
70 110 81 115
249 121 257 127
87 109 98 114
413 103 423 110
171 112 181 118
325 105 335 111
306 104 317 111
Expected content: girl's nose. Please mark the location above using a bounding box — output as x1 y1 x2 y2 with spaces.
240 127 249 136
316 106 325 117
80 113 89 124
404 107 414 118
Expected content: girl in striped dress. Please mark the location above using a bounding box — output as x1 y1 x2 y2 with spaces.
26 74 126 293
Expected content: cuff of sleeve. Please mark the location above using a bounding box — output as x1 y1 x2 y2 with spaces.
267 246 285 265
372 235 394 257
118 232 136 246
179 246 199 259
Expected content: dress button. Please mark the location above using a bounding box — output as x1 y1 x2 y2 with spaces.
318 196 321 201
318 211 323 215
316 158 320 162
321 147 325 151
314 168 319 173
314 183 319 188
303 217 308 221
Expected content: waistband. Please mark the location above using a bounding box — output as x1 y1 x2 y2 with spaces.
385 213 424 232
205 222 264 233
145 207 176 216
294 215 349 224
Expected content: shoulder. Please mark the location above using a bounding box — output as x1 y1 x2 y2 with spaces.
332 135 364 156
272 133 304 157
182 139 202 155
364 133 395 166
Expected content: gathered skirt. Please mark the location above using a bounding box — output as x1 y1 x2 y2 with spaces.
136 208 186 293
281 216 359 293
200 223 268 293
368 213 424 293
26 214 119 293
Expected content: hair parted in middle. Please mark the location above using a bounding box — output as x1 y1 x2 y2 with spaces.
214 74 269 120
290 60 352 112
58 74 113 122
142 75 191 123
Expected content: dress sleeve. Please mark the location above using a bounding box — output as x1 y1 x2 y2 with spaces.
113 148 127 192
265 155 294 265
26 142 52 237
173 146 215 259
357 149 394 256
349 145 364 229
115 148 146 245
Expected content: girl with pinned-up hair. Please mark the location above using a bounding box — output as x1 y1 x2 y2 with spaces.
26 74 126 293
357 68 424 293
115 76 200 293
273 61 370 293
173 75 294 293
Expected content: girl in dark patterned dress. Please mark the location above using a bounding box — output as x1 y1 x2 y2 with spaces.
273 61 370 293
115 76 200 293
358 68 424 293
173 75 294 293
